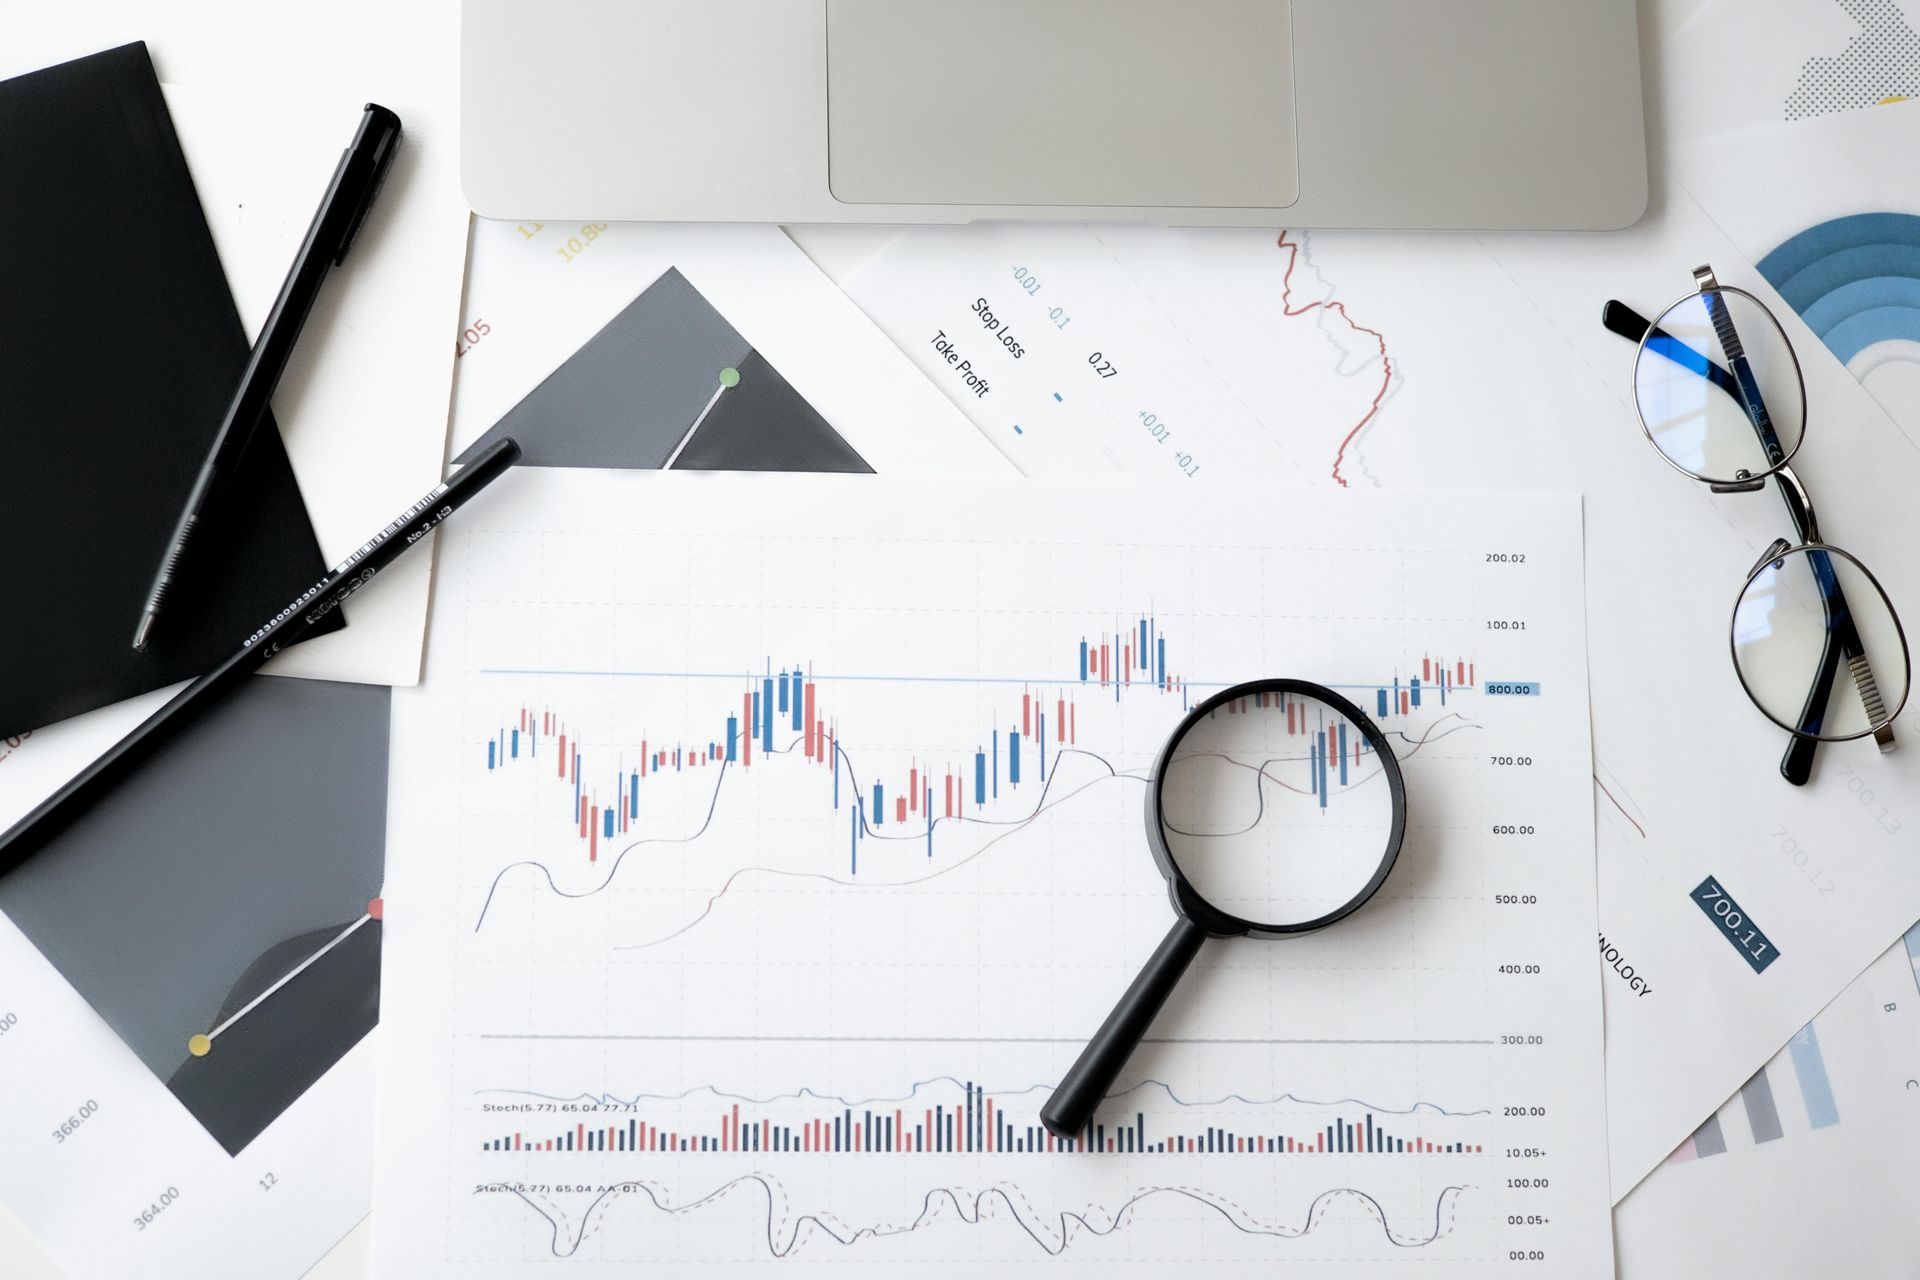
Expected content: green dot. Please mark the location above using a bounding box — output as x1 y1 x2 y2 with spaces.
718 367 740 388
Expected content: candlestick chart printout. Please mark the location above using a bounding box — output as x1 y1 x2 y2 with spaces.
373 472 1610 1277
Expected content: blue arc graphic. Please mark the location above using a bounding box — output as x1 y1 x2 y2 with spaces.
1758 211 1920 367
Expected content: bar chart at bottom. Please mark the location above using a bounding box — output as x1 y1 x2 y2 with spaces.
478 1085 1485 1158
375 473 1613 1277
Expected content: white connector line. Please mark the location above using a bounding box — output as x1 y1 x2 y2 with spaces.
660 380 731 471
203 910 375 1045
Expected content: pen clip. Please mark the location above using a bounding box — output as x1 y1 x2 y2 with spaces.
335 104 402 266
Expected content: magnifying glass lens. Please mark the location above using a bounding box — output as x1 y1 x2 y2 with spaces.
1159 689 1397 929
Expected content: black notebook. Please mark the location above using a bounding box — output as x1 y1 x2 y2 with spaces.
0 43 339 740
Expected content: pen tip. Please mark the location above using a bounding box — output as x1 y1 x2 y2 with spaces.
132 614 154 653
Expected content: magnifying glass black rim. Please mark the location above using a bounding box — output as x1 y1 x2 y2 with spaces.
1144 676 1408 938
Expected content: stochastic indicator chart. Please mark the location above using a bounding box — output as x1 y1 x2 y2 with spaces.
375 472 1613 1277
478 1082 1484 1158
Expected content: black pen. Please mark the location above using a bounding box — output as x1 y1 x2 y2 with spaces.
133 103 404 652
4 438 521 876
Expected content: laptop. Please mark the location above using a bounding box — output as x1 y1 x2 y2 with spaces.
463 0 1647 230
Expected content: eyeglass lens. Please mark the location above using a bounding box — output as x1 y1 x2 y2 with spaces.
1634 289 1806 486
1733 545 1909 741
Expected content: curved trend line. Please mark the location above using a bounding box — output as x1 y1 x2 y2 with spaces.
474 1074 1490 1117
1158 744 1395 839
473 737 1137 934
494 1174 1467 1259
475 715 1480 946
1276 230 1395 489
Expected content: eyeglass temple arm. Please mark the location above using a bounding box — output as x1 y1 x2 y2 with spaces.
1770 465 1836 782
1600 300 1872 779
1694 267 1790 468
1794 538 1897 753
1602 299 1738 392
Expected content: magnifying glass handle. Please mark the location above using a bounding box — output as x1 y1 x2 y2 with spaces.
1040 913 1208 1140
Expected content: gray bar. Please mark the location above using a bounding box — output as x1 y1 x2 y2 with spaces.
1741 1068 1785 1144
1691 1112 1728 1158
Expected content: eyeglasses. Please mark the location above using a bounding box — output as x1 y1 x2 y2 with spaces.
1602 265 1909 785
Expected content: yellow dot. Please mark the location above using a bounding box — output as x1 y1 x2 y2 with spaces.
1879 95 1911 105
188 1034 212 1058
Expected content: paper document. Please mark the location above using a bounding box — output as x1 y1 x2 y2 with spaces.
842 181 1920 1196
1663 0 1920 138
172 85 468 687
1616 928 1920 1278
1677 99 1920 448
373 471 1612 1276
446 218 1010 477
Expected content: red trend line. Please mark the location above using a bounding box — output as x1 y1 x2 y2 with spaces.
1593 774 1647 839
1275 231 1394 489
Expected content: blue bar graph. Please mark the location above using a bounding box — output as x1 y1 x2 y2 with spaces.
761 678 774 754
1787 1024 1840 1129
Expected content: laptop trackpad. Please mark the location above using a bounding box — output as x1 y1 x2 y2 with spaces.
825 0 1298 209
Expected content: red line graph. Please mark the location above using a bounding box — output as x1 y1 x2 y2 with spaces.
1275 231 1395 489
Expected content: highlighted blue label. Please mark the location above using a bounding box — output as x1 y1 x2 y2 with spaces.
1482 681 1541 696
1690 876 1779 974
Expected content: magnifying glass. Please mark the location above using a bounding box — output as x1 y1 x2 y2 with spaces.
1039 678 1408 1139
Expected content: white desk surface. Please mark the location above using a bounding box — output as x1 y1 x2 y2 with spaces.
0 0 1721 1274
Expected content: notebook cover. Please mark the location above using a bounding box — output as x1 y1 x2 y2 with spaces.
0 43 341 740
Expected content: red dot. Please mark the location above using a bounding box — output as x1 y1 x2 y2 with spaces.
368 897 384 921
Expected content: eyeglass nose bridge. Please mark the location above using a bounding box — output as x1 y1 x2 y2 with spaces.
1748 538 1792 578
